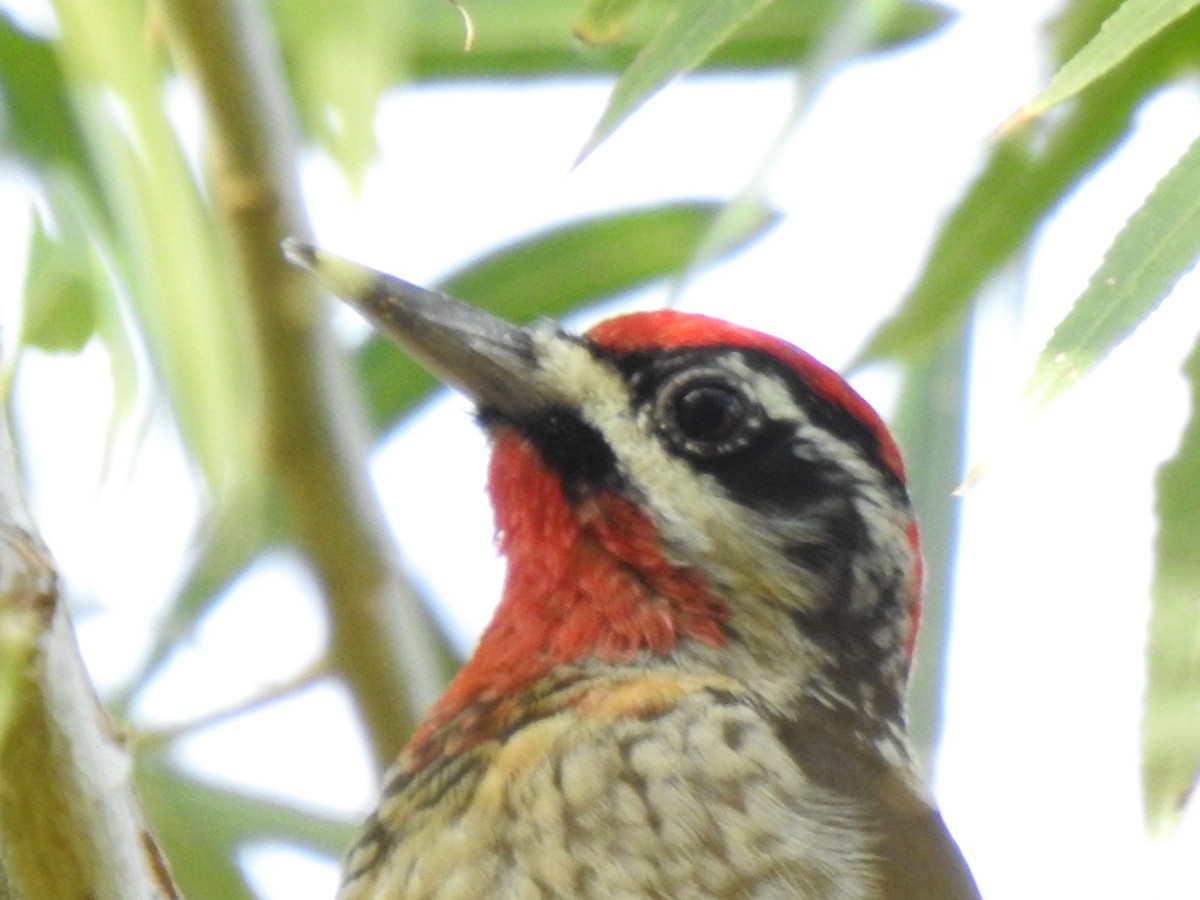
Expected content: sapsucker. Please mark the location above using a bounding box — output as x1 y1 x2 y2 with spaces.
286 241 980 900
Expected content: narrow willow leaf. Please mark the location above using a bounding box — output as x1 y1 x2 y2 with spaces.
356 339 438 435
576 0 647 44
272 0 407 189
0 13 97 198
578 0 953 160
1027 133 1200 407
1049 0 1122 60
274 0 948 85
860 131 1113 364
16 180 142 443
859 7 1200 365
893 324 969 770
53 0 265 498
1144 335 1200 834
355 201 780 433
577 0 778 162
1007 0 1200 128
19 214 99 354
445 201 779 321
136 755 355 899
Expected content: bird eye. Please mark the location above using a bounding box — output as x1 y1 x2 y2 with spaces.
675 384 746 442
654 370 763 457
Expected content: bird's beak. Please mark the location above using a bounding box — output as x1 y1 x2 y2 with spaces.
283 239 558 417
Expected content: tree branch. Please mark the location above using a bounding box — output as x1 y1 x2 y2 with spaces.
157 0 457 770
0 406 179 899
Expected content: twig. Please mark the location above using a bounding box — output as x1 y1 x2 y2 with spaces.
136 659 329 752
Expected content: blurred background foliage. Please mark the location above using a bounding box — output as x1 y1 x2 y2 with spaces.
0 0 1198 896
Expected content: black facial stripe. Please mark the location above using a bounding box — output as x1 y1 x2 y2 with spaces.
789 574 905 729
479 405 619 497
784 492 908 729
684 420 846 513
798 387 904 496
778 480 909 722
783 507 869 601
600 346 904 495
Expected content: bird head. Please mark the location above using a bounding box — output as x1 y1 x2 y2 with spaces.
286 242 922 756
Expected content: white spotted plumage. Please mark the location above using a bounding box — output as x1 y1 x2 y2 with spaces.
340 679 881 900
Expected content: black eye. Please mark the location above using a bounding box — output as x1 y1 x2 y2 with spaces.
653 369 763 457
675 384 746 442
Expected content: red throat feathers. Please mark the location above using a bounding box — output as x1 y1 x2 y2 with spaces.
403 429 729 767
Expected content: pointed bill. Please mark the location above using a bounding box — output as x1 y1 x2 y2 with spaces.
283 239 556 416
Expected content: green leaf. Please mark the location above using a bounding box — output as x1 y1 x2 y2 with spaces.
356 200 781 433
859 134 1108 364
0 13 95 189
1144 334 1200 834
1010 0 1200 127
272 0 949 87
356 338 439 436
446 201 780 319
19 214 99 354
893 324 969 770
51 0 267 498
574 0 952 161
1048 0 1125 62
578 0 777 161
136 754 355 899
1027 132 1200 407
272 0 409 189
858 7 1200 365
14 181 145 439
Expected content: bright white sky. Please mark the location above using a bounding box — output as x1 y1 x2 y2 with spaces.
3 0 1200 897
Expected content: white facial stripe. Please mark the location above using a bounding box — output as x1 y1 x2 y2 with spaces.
532 334 913 616
722 355 803 423
533 337 813 603
723 356 891 492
